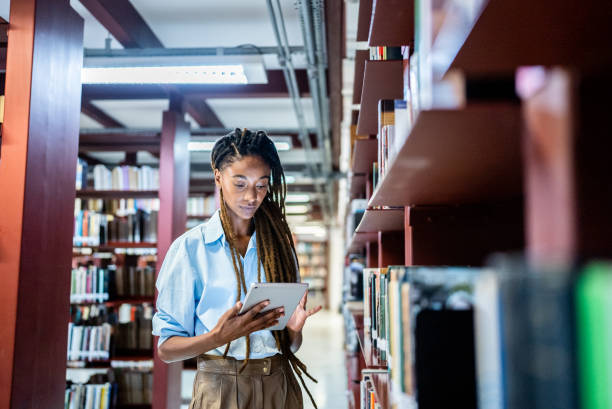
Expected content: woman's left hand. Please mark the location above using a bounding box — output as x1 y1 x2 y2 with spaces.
286 291 322 333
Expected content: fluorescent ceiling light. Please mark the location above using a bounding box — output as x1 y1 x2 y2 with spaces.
285 205 309 214
82 55 267 85
286 194 311 203
286 215 309 223
189 136 292 152
82 65 248 84
285 175 296 184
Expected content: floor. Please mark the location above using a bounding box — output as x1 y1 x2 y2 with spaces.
180 309 349 409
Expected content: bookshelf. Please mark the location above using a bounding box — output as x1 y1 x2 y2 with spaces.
341 0 612 408
76 190 159 199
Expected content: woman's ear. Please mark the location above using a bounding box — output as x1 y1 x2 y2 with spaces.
214 168 222 188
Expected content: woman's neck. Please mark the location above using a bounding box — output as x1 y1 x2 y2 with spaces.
226 207 254 237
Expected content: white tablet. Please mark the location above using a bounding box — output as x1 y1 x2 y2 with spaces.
239 282 309 331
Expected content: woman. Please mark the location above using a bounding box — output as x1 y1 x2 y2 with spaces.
152 128 322 409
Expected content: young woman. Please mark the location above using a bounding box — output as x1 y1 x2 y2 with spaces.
152 128 322 409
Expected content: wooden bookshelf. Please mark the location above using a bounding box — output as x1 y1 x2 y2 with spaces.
349 173 367 200
186 214 212 220
368 105 522 207
446 0 612 75
75 242 158 250
355 208 404 233
353 50 369 105
357 60 404 135
351 138 378 174
356 0 374 41
368 0 414 47
346 231 378 255
76 190 159 199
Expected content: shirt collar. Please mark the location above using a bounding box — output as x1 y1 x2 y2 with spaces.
203 209 257 252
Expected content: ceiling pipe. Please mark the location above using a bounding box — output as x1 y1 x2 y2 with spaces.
265 0 331 223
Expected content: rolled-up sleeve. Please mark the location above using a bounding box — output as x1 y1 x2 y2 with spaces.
152 237 197 348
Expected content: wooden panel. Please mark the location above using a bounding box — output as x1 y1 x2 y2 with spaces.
378 231 405 268
76 190 159 199
449 0 612 75
0 1 84 407
351 137 378 174
366 241 378 268
369 104 522 207
346 231 377 255
352 50 369 104
356 208 404 233
356 60 404 135
349 173 367 200
368 0 414 47
153 110 190 409
405 203 524 266
356 0 373 41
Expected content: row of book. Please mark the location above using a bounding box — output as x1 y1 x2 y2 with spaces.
299 265 327 279
369 46 402 61
76 198 159 217
70 303 154 355
92 164 159 191
67 323 112 361
187 195 217 216
64 382 113 409
296 240 326 254
373 99 410 190
355 259 612 409
297 253 327 267
114 369 153 405
70 266 110 303
73 209 158 246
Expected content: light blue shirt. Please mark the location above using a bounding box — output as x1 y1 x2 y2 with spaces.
152 209 299 359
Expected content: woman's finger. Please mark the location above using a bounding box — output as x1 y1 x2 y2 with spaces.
307 305 323 317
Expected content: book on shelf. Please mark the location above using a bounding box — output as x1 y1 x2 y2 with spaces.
369 46 402 61
65 382 114 409
70 265 110 303
114 265 156 298
73 208 158 246
377 100 395 182
67 323 112 362
92 164 159 191
187 195 217 217
113 368 153 405
76 158 88 190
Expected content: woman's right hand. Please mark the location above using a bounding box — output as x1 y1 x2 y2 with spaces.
211 300 284 346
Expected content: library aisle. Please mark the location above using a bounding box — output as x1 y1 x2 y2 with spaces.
2 1 612 409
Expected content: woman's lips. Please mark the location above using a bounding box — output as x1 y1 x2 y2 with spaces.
240 205 257 213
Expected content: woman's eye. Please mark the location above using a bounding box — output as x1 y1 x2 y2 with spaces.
234 184 246 189
257 185 268 190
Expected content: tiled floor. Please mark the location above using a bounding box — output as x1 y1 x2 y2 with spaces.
180 309 349 409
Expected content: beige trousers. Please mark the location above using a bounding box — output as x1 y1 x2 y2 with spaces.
188 354 303 409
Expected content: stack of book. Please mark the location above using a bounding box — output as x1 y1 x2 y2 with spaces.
92 164 159 191
374 99 410 188
369 46 402 61
70 266 110 303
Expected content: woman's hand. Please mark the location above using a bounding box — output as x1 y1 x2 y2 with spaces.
211 300 284 346
286 291 322 334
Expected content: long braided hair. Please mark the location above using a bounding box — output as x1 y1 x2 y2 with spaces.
211 128 318 408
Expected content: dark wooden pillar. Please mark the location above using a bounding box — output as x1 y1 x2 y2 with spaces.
153 107 190 409
0 0 83 407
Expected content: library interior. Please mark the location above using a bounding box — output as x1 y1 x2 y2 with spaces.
0 1 611 409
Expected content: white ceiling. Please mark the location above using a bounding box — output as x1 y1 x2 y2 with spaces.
69 0 309 136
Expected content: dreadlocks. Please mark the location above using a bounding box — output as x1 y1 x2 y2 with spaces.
211 128 318 408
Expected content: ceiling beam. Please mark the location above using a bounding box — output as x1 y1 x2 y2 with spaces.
183 98 223 128
81 69 311 100
79 0 219 121
79 0 163 48
81 100 126 128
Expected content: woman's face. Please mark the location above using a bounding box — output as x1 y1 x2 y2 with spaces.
214 155 271 221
